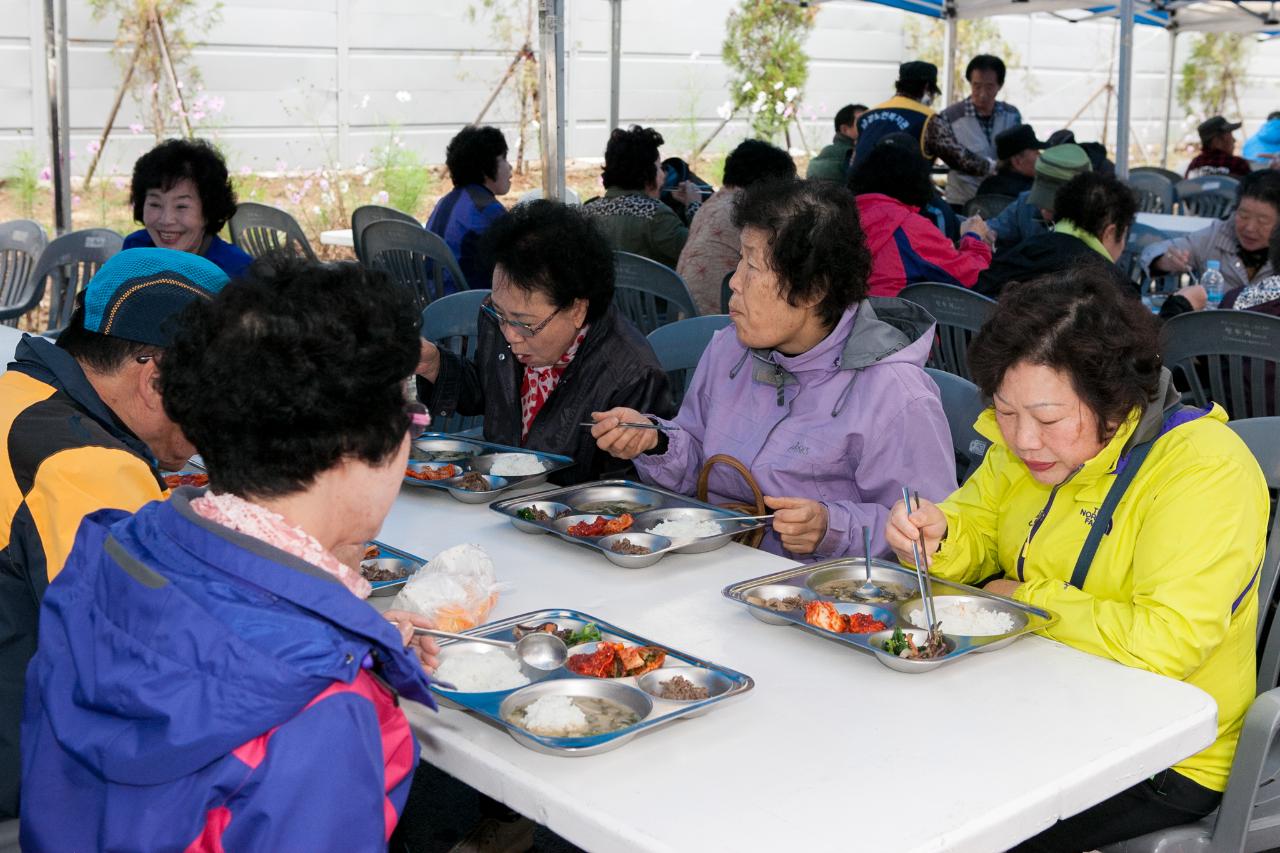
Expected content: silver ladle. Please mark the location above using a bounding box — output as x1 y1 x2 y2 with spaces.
413 627 568 671
853 525 887 601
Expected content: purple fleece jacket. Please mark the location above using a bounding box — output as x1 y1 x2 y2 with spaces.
634 298 957 560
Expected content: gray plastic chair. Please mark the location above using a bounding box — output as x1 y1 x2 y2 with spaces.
1123 222 1181 294
612 251 699 335
363 220 469 308
1162 310 1280 419
351 204 418 264
0 219 49 326
36 228 124 334
1133 166 1184 186
646 314 733 407
963 193 1016 219
898 282 997 381
229 202 318 260
924 367 990 484
1176 176 1240 220
1228 418 1280 650
419 289 489 434
1127 172 1177 215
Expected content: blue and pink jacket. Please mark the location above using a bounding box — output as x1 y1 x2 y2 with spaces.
856 192 991 298
20 489 436 852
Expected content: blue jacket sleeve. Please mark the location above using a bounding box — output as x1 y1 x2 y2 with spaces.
218 692 399 852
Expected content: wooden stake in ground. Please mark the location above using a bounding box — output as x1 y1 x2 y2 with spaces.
150 9 192 138
83 36 145 189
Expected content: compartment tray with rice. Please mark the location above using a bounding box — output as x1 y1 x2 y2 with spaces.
428 609 753 755
403 433 573 501
722 558 1058 673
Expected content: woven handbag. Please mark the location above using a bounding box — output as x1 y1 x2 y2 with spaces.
696 454 767 549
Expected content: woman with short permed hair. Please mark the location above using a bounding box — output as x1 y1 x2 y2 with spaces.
886 270 1268 852
595 178 956 560
425 124 512 291
123 137 252 276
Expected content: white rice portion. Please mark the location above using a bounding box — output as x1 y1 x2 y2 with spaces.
647 519 724 539
519 694 589 737
488 453 547 476
908 598 1016 636
434 651 530 692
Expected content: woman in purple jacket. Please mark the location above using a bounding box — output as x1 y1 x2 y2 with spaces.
592 179 956 560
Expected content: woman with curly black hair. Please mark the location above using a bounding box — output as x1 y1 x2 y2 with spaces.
123 137 252 276
886 271 1268 852
20 254 444 850
425 124 512 291
583 124 703 267
595 178 955 560
417 199 674 484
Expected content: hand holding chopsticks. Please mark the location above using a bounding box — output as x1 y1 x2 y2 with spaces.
884 491 948 567
589 407 670 461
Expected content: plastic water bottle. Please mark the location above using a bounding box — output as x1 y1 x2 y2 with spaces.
1201 260 1226 309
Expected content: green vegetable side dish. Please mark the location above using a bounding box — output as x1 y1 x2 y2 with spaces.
567 623 602 646
516 508 538 522
884 627 909 657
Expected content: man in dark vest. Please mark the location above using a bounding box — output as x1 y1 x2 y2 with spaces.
853 60 993 185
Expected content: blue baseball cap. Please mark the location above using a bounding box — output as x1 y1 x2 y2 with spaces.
82 248 229 347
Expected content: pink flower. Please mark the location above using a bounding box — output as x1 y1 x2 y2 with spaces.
190 111 206 121
275 159 288 172
38 167 51 181
240 165 252 176
129 123 144 134
289 192 303 205
72 194 81 208
112 176 128 190
86 140 101 154
208 96 225 113
373 190 389 204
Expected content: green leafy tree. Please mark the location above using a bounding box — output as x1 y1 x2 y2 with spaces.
722 0 816 142
1178 33 1249 119
905 19 1023 105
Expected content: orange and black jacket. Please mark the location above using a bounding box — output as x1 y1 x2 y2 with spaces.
0 335 165 819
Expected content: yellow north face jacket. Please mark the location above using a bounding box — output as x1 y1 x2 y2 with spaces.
930 384 1268 792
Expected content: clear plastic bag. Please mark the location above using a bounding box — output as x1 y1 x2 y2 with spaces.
390 543 504 632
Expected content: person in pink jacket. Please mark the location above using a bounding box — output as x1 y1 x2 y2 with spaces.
591 179 957 560
850 137 992 297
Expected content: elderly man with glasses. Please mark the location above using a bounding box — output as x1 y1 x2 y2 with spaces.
415 199 675 486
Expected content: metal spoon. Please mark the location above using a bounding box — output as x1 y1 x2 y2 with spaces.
853 525 887 601
413 627 568 671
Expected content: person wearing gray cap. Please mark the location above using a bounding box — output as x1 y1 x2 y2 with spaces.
986 142 1093 254
1186 116 1252 179
852 60 993 181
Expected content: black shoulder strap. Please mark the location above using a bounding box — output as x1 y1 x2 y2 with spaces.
1068 436 1158 591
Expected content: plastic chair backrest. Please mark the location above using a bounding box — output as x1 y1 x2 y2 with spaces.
898 282 997 381
924 367 990 484
1227 418 1280 655
351 205 418 264
1132 166 1183 185
1126 172 1177 214
1176 176 1240 219
363 220 469 309
612 251 698 335
0 219 50 325
229 202 318 261
1121 222 1174 290
420 289 489 434
646 314 733 407
963 194 1016 219
35 229 124 333
1162 310 1280 419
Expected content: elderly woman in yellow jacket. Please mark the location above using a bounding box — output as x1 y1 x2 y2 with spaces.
886 271 1268 853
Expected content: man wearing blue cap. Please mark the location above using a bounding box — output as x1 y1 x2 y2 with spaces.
0 247 228 820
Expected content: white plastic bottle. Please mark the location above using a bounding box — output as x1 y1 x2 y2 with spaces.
1201 260 1226 309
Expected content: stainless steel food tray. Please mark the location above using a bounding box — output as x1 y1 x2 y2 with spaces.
488 480 766 567
722 558 1058 673
363 539 426 597
430 609 754 755
403 433 574 503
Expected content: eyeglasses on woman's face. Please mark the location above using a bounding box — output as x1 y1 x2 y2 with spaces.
481 297 560 338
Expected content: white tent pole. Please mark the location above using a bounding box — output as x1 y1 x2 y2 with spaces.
609 0 621 132
1115 0 1135 178
538 0 566 200
43 0 71 235
1161 29 1177 168
942 3 959 105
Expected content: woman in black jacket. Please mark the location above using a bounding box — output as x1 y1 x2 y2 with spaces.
415 199 675 485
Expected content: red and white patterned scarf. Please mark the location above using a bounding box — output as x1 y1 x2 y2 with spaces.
191 491 372 599
518 326 588 440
